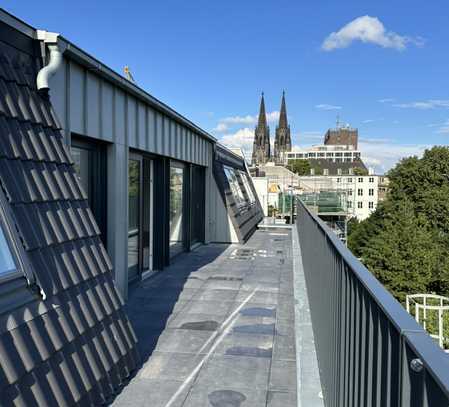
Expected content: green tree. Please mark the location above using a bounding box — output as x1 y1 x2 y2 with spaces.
288 159 311 175
348 146 449 303
353 167 368 176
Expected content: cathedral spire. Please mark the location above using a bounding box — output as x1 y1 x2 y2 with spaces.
279 90 288 129
252 92 271 166
273 91 292 164
257 92 268 128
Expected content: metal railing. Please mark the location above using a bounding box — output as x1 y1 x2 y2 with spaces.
296 198 449 407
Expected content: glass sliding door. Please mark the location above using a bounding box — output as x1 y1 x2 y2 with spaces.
128 157 141 281
128 154 153 282
169 163 185 257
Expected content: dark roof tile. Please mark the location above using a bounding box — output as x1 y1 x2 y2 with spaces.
0 38 138 405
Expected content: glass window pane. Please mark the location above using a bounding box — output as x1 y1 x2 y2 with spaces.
240 171 256 203
224 166 247 208
128 159 140 277
0 225 16 276
128 160 140 232
170 166 184 253
71 146 90 197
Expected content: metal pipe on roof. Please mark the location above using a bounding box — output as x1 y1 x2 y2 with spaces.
36 30 62 91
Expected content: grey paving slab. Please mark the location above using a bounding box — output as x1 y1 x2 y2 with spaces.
153 328 214 354
269 359 297 392
112 231 326 406
112 378 188 407
193 288 239 302
183 385 268 407
183 300 234 316
195 354 271 390
214 331 274 357
167 312 226 330
266 391 297 407
138 351 206 381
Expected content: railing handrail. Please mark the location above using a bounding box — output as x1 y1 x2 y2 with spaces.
297 197 449 399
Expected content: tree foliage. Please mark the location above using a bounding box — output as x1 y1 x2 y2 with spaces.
353 167 368 176
288 159 311 175
348 146 449 303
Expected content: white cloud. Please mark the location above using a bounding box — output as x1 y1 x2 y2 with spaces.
378 98 395 103
393 100 449 110
315 104 342 111
437 120 449 134
322 16 423 51
220 128 255 158
212 111 280 134
213 122 228 132
359 140 429 173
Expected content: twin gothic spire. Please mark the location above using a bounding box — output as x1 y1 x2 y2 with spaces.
252 91 292 166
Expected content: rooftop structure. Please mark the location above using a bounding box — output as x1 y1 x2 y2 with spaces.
0 8 448 407
0 9 263 404
324 126 358 149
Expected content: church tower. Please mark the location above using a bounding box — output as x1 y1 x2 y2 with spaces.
252 93 271 166
273 91 292 164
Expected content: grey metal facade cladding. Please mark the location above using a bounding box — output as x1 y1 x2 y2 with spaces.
213 145 264 243
0 27 139 406
48 40 213 168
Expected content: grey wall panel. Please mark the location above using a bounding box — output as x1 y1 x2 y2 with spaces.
101 81 114 142
86 71 100 139
49 59 67 131
69 62 84 135
137 101 146 150
182 128 187 160
170 121 175 158
127 96 137 148
114 89 126 144
51 58 214 165
155 112 163 155
163 116 169 157
175 124 181 159
188 131 193 163
148 108 156 152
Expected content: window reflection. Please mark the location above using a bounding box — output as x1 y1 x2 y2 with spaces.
224 166 246 208
128 159 140 278
71 146 90 197
240 171 256 203
170 166 184 256
0 224 16 276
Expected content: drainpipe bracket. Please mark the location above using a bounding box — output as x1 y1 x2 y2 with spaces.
36 30 60 44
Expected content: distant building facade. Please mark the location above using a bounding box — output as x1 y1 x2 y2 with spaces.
299 174 380 220
252 93 271 165
273 91 292 164
324 127 358 149
285 144 362 164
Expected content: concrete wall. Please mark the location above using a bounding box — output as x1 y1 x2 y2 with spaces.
253 178 269 216
208 176 239 243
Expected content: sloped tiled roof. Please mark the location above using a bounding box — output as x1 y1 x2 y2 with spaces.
309 158 368 175
0 41 139 405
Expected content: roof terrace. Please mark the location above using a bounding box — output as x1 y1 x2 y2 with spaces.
111 199 449 407
111 226 323 406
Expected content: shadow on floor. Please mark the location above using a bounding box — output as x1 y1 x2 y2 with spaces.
119 244 229 385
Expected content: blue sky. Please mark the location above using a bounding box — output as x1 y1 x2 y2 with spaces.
5 0 449 173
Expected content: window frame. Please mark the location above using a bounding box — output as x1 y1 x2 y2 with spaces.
0 187 33 285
